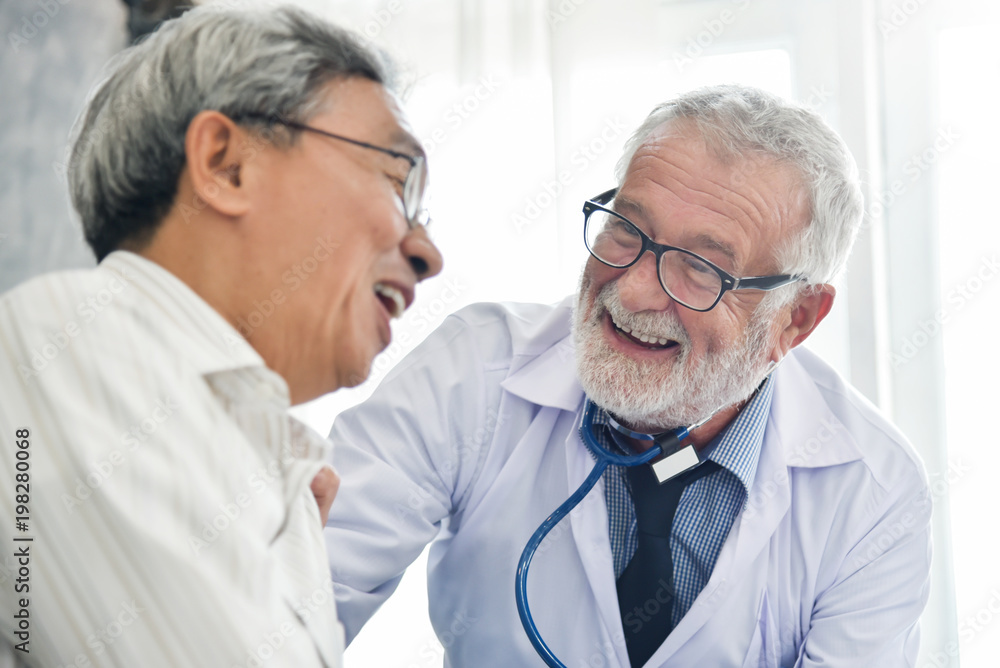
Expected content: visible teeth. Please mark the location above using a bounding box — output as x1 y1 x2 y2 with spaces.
374 283 406 319
610 313 671 347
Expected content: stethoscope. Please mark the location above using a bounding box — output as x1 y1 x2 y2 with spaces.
514 399 715 668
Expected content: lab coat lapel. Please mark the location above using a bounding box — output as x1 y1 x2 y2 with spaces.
676 349 865 604
648 351 865 665
730 413 793 582
503 328 633 662
562 407 634 668
648 423 792 665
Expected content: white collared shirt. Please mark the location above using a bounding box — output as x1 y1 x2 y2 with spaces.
0 251 343 667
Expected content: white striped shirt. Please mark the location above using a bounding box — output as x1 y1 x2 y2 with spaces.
0 251 343 667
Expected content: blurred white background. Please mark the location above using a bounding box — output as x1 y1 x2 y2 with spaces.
1 0 996 666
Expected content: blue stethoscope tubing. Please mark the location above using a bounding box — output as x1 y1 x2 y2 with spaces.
513 401 692 668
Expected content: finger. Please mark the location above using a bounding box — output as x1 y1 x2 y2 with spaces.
310 465 340 527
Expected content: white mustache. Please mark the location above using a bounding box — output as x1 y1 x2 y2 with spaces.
595 284 691 347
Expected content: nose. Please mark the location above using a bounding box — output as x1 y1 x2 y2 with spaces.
402 225 444 280
616 250 674 313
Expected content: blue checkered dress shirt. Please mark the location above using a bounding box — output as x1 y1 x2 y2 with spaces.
588 376 774 627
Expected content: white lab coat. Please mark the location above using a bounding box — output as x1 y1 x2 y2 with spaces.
325 298 932 667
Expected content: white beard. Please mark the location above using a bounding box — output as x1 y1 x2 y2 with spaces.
572 278 778 432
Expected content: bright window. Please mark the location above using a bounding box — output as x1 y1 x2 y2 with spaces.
937 24 1000 666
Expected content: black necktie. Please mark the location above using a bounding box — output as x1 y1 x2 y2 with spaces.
616 458 721 668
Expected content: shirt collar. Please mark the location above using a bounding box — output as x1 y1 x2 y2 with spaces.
701 375 773 495
590 375 774 497
98 251 269 378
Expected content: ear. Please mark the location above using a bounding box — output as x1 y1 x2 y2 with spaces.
183 110 252 218
772 284 836 361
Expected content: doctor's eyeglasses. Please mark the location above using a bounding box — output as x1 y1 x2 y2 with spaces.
239 113 429 229
583 188 806 312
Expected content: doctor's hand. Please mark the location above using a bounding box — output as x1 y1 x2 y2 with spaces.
310 464 340 527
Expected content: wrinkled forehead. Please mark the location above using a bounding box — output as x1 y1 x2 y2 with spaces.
621 121 812 269
630 118 782 175
628 119 810 218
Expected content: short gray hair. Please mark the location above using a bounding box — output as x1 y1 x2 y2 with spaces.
69 4 396 261
615 85 863 291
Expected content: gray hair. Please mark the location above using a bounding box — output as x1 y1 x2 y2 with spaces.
69 4 396 261
614 84 863 295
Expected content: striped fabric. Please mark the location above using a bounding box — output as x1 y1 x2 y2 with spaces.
590 376 773 627
0 251 342 667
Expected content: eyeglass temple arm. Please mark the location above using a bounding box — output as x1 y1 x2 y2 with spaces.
593 187 618 205
732 275 808 290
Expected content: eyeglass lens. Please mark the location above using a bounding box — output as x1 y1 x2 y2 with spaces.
584 209 723 310
403 157 428 226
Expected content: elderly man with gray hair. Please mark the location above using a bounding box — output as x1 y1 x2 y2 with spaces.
0 4 441 667
324 85 932 667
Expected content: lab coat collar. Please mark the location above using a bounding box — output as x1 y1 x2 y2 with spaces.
500 296 584 412
499 303 865 475
768 348 865 469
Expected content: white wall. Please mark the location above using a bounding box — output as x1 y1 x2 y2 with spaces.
0 0 126 292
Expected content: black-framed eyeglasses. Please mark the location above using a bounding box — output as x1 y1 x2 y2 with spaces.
239 113 428 229
583 188 807 312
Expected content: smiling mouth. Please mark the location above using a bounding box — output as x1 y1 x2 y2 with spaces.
374 283 406 319
607 312 680 351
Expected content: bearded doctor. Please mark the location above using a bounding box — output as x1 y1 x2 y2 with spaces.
323 85 932 667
